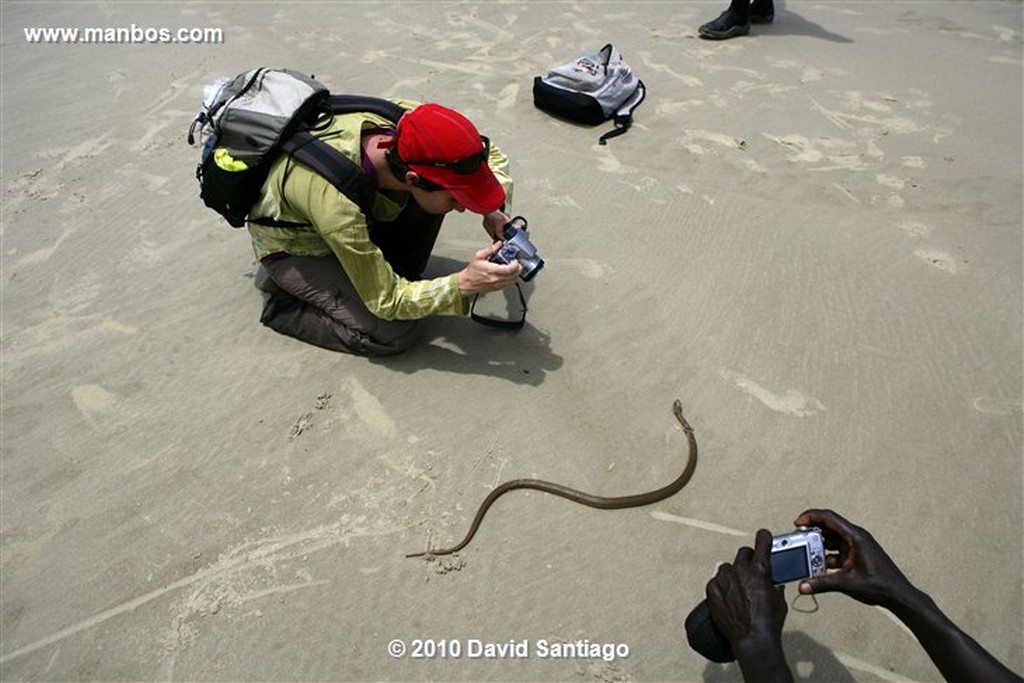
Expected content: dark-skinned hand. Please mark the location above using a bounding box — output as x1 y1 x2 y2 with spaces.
706 528 788 657
794 509 914 608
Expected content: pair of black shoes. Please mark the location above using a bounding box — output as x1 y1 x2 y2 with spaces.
699 0 774 39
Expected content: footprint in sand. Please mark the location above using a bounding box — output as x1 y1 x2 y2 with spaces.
71 384 117 418
559 258 615 279
973 396 1020 416
288 380 397 440
547 194 583 210
914 248 958 273
876 174 906 189
897 220 931 237
678 129 748 155
719 369 826 417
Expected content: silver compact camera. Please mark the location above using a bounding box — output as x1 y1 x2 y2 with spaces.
771 526 826 585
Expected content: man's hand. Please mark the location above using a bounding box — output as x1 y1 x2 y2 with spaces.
794 509 1023 682
794 509 915 608
706 529 793 682
457 242 520 295
482 211 510 241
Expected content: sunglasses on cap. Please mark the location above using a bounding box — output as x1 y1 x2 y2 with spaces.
403 136 490 175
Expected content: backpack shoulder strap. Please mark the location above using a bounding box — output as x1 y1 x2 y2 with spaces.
276 131 376 215
326 94 407 123
598 79 646 145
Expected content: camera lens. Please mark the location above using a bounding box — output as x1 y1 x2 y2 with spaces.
684 600 735 663
519 257 544 282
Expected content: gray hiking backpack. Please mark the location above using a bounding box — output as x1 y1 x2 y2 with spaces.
187 67 406 227
532 44 646 144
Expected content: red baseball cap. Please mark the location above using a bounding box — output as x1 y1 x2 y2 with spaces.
396 103 506 214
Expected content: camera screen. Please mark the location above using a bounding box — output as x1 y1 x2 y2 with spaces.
771 546 810 584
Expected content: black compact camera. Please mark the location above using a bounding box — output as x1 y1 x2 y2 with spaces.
490 216 544 282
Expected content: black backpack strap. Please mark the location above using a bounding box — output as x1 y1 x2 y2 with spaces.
598 117 632 145
279 131 376 214
326 94 407 123
247 216 315 228
599 79 646 145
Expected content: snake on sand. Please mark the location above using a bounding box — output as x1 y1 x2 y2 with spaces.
407 399 697 558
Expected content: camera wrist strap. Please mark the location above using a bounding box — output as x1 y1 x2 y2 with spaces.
470 283 527 330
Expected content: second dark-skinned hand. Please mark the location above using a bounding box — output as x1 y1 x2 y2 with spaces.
794 509 915 608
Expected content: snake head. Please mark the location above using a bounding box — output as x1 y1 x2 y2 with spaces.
672 399 694 433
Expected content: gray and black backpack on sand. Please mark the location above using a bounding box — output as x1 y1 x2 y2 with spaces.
533 44 646 144
187 67 407 227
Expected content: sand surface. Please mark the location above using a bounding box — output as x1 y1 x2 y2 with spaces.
2 1 1021 681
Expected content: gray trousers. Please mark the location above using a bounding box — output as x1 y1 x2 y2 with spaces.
260 255 419 356
258 202 444 356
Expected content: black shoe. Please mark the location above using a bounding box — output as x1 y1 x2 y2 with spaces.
750 0 774 24
253 265 279 294
699 10 751 39
259 287 301 326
